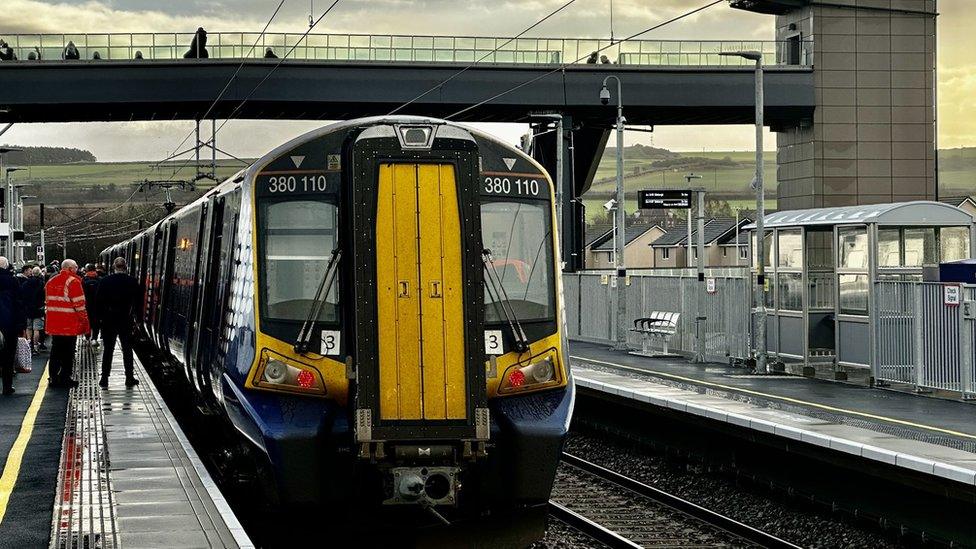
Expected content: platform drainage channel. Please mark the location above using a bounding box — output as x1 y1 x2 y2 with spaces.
50 347 119 549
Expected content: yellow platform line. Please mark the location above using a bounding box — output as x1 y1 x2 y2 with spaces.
0 364 50 525
571 355 976 442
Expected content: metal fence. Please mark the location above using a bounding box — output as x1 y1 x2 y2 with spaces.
562 270 752 362
1 33 811 67
874 281 975 397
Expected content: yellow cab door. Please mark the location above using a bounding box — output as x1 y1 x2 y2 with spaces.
375 163 467 421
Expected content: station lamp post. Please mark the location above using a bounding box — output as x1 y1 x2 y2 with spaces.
17 193 36 266
4 167 25 260
600 75 629 352
720 49 768 373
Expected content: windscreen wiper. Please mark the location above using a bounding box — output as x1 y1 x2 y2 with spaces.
482 249 530 353
295 248 342 355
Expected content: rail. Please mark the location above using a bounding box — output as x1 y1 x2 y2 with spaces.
0 33 812 67
559 453 800 549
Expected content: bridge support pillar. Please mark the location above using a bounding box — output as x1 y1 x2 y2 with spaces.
763 0 938 209
532 117 610 273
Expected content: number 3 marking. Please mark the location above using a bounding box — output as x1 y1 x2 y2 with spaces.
485 330 504 355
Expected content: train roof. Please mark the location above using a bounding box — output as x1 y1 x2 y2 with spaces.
104 116 545 253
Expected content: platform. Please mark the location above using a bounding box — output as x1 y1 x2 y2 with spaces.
569 341 976 487
0 342 252 548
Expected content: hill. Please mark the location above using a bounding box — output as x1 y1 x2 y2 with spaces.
0 145 96 164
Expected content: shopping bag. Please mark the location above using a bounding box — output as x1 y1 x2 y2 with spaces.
15 337 32 374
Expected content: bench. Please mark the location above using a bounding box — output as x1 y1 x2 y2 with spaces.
629 312 681 357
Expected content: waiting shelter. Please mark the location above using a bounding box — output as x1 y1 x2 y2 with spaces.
745 201 974 378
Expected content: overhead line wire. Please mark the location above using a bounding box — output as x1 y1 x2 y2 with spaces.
169 0 343 179
444 0 725 120
150 0 289 176
386 0 579 116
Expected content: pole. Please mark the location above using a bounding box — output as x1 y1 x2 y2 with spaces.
39 203 45 264
735 210 741 267
686 206 693 268
754 57 768 374
555 115 564 269
608 76 628 352
694 189 706 362
13 186 20 265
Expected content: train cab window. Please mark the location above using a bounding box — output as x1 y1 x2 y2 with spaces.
481 200 555 322
260 199 339 323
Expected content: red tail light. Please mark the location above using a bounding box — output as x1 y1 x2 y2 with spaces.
296 369 315 389
508 369 526 388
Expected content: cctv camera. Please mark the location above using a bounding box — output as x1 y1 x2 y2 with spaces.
599 86 611 105
603 199 616 211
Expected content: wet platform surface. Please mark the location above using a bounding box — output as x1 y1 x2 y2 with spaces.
569 340 976 486
0 341 252 548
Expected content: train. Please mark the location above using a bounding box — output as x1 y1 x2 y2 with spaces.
100 116 574 540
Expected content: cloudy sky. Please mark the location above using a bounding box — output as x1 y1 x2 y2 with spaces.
1 0 972 161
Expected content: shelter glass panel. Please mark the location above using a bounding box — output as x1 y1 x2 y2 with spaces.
805 229 834 270
838 227 868 270
839 274 869 315
777 229 802 269
940 227 970 263
904 227 936 267
777 272 803 311
878 228 901 267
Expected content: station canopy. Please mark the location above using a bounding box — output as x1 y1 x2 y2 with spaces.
744 201 974 230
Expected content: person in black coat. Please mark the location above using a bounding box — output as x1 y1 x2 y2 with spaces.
183 27 209 59
82 265 101 346
20 267 46 352
0 257 28 395
96 257 141 388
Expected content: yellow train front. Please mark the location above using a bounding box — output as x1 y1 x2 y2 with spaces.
102 116 573 537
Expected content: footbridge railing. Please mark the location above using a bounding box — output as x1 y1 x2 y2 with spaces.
0 33 811 67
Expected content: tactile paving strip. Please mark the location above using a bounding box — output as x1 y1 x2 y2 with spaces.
49 345 119 549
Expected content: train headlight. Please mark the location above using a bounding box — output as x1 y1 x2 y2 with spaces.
255 351 326 395
264 360 288 384
498 351 560 394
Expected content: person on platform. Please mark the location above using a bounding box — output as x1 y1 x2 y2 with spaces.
264 47 278 59
183 27 209 59
586 51 598 64
21 266 46 353
45 259 89 388
0 257 27 395
96 257 140 388
82 264 100 347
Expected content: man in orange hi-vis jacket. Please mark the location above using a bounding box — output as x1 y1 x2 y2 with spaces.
45 259 90 388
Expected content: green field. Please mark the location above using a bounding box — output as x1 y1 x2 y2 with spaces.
19 160 249 188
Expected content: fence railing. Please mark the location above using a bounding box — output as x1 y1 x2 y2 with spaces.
0 33 811 67
874 281 975 397
563 269 752 362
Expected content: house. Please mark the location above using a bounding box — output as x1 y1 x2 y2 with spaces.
939 196 976 219
585 224 665 269
651 217 752 268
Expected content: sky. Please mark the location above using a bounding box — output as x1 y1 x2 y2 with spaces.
0 0 972 161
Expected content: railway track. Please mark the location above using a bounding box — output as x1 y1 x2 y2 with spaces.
550 452 800 548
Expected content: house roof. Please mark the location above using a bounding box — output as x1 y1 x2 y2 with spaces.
652 218 752 247
585 224 613 247
591 224 662 251
744 201 973 230
939 196 976 208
